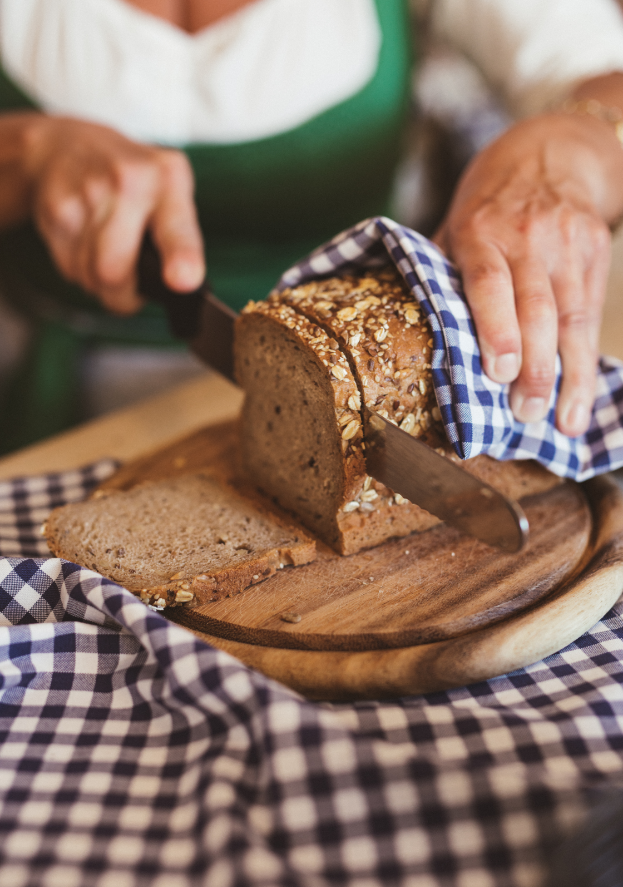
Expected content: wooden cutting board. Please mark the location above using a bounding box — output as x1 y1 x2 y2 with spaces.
100 420 623 700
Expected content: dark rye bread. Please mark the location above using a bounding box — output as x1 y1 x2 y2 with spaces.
235 267 560 555
45 473 316 607
234 301 366 553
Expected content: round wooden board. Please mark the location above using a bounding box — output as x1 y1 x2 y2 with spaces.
101 422 623 700
169 482 591 651
171 476 623 701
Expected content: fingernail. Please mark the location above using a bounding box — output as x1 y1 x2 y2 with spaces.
57 196 85 234
560 401 590 437
511 395 548 424
489 353 521 383
171 258 204 289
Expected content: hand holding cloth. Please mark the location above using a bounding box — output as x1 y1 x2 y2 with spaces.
279 216 623 482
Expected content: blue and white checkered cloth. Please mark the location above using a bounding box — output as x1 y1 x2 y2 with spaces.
2 463 623 885
279 216 623 482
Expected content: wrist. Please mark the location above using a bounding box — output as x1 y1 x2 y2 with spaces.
562 72 623 225
542 110 623 226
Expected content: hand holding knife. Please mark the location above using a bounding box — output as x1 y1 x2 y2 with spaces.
137 235 529 552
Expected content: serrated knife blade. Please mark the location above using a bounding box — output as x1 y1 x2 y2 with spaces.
138 236 529 552
362 407 528 552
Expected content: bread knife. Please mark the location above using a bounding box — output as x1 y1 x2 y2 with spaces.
138 237 529 552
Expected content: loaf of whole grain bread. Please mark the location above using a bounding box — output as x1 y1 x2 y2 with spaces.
45 473 316 607
234 267 559 555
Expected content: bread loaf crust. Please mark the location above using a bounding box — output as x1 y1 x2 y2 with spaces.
237 267 559 554
278 269 438 434
274 268 450 553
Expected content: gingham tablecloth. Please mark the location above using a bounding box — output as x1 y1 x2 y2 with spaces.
1 464 623 886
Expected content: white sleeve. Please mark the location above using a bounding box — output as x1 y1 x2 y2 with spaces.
428 0 623 117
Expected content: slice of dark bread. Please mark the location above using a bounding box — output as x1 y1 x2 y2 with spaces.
45 473 316 608
235 267 560 555
233 300 366 552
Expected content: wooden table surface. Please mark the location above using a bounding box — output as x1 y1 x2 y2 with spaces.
2 225 623 480
600 227 623 364
0 370 243 480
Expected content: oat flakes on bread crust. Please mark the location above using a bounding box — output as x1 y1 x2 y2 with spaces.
236 267 559 555
45 472 316 608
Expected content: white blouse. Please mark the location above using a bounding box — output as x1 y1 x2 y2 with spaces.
428 0 623 118
0 0 381 144
1 0 622 147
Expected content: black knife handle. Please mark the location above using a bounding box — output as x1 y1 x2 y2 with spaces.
137 233 205 340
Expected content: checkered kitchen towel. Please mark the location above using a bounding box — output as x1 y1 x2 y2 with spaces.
2 466 623 885
0 459 119 558
279 216 623 482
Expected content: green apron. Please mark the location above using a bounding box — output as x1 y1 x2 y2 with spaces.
0 0 413 452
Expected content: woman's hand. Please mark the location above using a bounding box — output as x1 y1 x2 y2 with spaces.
434 110 623 437
24 116 205 314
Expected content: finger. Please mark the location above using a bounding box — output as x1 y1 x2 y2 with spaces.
34 169 88 283
39 207 96 290
35 157 86 237
149 151 204 292
453 238 522 384
556 274 598 437
79 166 144 311
38 212 84 284
508 259 558 424
86 161 161 312
47 192 85 237
37 171 119 296
554 226 609 436
72 175 118 295
98 279 145 316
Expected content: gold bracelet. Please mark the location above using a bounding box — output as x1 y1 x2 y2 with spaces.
560 97 623 147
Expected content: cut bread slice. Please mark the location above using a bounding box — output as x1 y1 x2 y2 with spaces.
45 473 316 607
235 267 560 555
234 300 366 551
